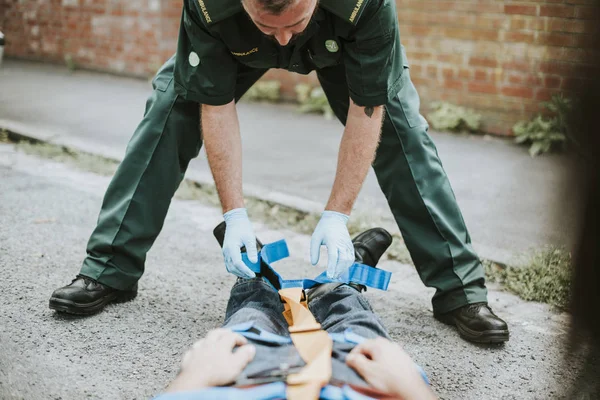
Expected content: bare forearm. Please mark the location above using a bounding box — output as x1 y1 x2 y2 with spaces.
326 102 384 214
201 101 244 213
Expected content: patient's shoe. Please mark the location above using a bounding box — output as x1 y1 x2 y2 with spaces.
351 228 393 268
347 227 393 292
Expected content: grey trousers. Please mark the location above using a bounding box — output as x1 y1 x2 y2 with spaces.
222 278 390 386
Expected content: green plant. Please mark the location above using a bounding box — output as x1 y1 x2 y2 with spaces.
513 94 571 157
0 129 9 143
426 102 482 133
484 247 572 309
64 54 77 72
242 80 282 102
295 84 334 119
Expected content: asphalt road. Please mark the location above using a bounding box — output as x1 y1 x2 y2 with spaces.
0 60 582 264
0 143 585 399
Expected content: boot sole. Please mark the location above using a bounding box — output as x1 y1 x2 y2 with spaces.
435 313 510 344
49 290 138 315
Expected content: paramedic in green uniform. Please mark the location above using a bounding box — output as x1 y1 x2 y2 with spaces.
49 0 509 343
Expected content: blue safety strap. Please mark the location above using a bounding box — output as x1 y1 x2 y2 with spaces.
228 322 293 345
151 241 423 400
152 382 378 400
328 329 366 345
240 240 391 292
229 323 366 346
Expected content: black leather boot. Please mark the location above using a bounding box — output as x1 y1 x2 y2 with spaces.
49 275 138 315
348 227 393 292
352 227 393 268
434 302 510 343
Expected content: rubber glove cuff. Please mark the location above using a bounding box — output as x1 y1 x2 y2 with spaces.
224 207 249 222
321 210 349 224
222 208 258 278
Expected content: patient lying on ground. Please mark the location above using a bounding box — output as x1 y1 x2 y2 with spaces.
154 226 437 400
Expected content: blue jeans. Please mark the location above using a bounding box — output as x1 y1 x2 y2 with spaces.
222 278 390 386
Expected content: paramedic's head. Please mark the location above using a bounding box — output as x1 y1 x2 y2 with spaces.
242 0 318 46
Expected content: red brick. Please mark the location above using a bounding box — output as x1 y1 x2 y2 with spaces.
537 32 575 47
544 75 562 89
425 65 438 78
511 17 527 30
469 57 498 68
504 31 535 43
540 5 576 18
576 6 600 19
474 69 488 81
502 86 534 99
437 54 464 64
502 60 530 72
442 68 455 79
469 82 498 94
535 88 561 101
443 79 464 91
505 4 538 16
458 69 471 80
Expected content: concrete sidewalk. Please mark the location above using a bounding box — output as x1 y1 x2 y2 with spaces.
0 60 581 263
0 143 583 399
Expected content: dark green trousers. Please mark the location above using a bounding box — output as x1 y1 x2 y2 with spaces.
81 55 486 313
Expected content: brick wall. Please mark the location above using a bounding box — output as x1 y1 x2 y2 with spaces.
1 0 181 76
2 0 599 135
395 0 600 135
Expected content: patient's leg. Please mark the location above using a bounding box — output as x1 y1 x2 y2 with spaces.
222 278 289 337
308 284 390 339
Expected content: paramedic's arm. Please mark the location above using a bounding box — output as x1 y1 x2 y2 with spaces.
202 101 245 212
326 101 383 214
165 329 255 393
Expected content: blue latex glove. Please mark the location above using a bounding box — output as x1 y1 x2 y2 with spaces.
310 211 355 279
223 208 258 278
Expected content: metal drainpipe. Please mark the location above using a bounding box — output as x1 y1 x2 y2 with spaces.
0 32 4 66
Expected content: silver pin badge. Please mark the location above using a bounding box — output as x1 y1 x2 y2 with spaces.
325 40 339 53
189 51 200 67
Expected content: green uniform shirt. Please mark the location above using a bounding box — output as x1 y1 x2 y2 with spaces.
174 0 404 107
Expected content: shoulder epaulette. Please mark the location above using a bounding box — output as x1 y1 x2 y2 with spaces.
320 0 370 25
194 0 243 25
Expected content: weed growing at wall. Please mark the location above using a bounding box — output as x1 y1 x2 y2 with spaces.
513 94 572 157
242 80 282 102
64 54 77 71
426 102 482 133
294 84 334 119
484 247 572 309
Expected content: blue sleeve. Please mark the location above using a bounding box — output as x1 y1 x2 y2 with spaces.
152 391 207 400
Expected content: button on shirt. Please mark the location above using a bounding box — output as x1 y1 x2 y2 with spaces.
174 0 404 108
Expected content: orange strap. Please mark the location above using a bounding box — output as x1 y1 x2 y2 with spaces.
279 287 333 400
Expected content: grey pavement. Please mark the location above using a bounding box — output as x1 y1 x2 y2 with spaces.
0 143 584 399
0 60 582 264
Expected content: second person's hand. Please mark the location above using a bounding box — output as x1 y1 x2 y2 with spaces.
310 210 355 279
346 337 437 399
223 208 258 278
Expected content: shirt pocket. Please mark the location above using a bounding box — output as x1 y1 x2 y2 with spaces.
306 45 342 70
397 46 428 128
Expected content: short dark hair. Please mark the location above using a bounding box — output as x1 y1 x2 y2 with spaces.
244 0 295 15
